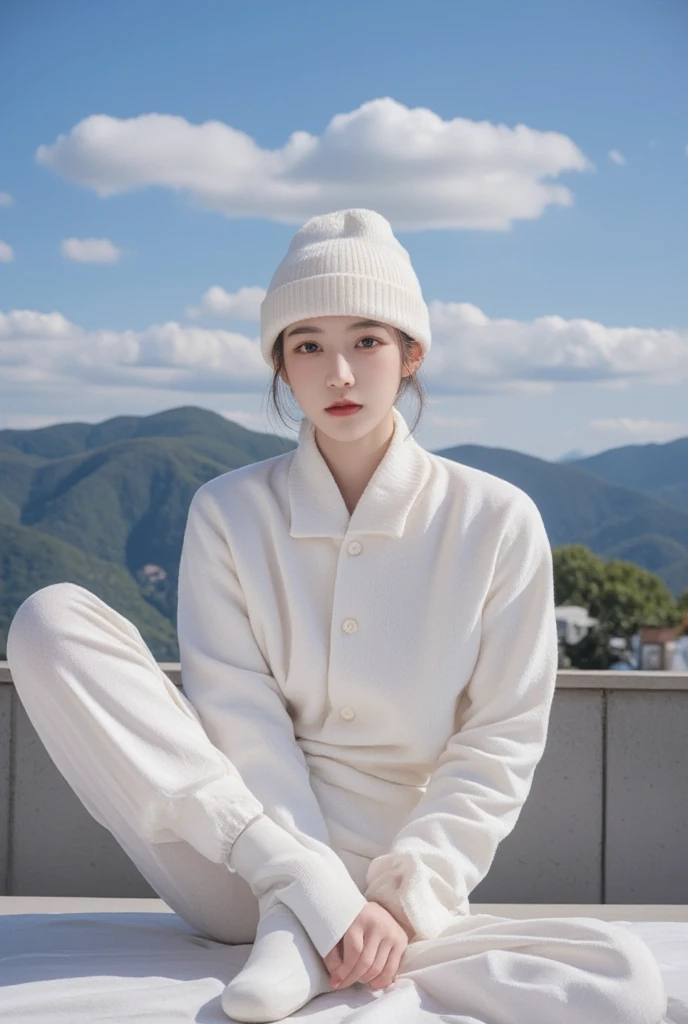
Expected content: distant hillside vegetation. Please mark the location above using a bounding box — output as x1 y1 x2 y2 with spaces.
1 521 178 659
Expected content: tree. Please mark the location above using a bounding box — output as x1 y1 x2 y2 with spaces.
552 545 683 670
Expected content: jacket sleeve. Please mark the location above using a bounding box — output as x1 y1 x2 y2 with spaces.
177 484 367 944
363 492 559 941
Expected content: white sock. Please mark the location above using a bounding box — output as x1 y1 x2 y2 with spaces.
221 900 333 1023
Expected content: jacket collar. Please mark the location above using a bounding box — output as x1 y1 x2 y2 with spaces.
288 405 431 539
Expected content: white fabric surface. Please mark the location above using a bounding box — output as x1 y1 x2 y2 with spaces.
0 911 684 1023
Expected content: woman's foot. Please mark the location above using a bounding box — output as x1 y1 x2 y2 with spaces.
221 900 332 1022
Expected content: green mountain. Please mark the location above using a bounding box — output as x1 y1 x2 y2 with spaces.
1 406 686 662
0 407 294 661
566 436 688 513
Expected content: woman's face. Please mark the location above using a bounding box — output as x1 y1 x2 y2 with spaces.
279 315 421 436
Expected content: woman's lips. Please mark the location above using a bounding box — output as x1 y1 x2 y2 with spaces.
326 404 362 416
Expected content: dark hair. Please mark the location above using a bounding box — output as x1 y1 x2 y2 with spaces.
265 326 427 436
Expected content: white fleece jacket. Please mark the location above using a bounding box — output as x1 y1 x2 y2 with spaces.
176 404 559 943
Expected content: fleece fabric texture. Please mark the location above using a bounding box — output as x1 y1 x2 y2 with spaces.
176 403 560 942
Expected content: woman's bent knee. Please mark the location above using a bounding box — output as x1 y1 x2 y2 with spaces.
7 582 92 675
9 581 85 634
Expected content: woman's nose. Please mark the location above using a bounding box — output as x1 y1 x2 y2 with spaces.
326 355 354 384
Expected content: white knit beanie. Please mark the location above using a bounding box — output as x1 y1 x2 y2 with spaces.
259 208 431 367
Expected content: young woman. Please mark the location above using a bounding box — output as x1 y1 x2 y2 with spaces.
7 209 667 1024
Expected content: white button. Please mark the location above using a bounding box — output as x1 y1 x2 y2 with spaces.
342 618 358 633
339 707 356 721
347 540 362 555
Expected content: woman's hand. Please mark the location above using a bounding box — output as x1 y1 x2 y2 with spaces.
322 900 410 992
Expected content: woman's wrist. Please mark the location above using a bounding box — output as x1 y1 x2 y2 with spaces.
369 898 415 940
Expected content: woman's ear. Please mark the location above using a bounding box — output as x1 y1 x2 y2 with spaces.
403 341 424 376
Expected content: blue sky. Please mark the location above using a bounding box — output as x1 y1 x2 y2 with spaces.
1 0 686 459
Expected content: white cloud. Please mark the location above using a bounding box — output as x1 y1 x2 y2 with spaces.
589 418 688 441
0 192 14 207
60 237 122 263
0 310 266 396
608 149 627 166
424 301 688 395
0 241 15 262
34 98 593 231
1 303 687 412
186 285 266 319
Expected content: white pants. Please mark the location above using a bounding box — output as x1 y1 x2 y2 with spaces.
6 582 668 1024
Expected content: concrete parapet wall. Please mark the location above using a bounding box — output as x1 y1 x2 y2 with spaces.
1 666 686 904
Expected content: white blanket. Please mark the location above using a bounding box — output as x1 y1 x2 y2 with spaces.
1 910 686 1022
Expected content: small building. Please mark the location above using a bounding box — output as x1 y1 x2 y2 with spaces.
639 614 688 671
555 604 598 645
136 563 168 585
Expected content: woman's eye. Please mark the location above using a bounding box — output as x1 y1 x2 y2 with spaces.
295 337 381 354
